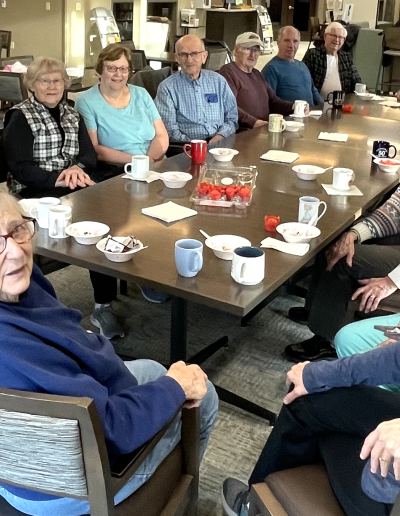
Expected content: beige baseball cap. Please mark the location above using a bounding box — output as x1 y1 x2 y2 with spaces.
235 32 264 49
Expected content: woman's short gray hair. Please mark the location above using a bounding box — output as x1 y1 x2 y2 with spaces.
24 57 71 92
0 192 22 216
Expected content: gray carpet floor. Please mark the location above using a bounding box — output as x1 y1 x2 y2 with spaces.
47 265 313 516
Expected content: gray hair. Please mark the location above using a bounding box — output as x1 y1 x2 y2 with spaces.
0 192 21 215
24 57 71 92
325 22 347 38
277 26 300 40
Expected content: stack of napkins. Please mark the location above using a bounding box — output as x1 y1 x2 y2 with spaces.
260 150 299 163
142 201 197 223
122 171 161 183
309 110 323 117
318 132 348 142
321 184 363 196
260 237 310 256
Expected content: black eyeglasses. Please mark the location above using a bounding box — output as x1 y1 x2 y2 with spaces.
0 217 37 255
176 51 205 60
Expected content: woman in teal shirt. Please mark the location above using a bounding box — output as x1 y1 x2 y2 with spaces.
75 44 168 176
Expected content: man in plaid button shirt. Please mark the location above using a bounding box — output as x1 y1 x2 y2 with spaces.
302 22 362 101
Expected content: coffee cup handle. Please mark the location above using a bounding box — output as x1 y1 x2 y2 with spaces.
124 163 132 174
281 120 286 132
327 93 333 105
317 201 327 221
190 251 203 273
29 205 38 218
234 258 246 284
389 145 397 159
183 144 192 159
349 171 355 185
50 219 58 237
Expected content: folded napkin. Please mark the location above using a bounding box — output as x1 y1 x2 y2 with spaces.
322 184 363 196
309 110 323 117
260 150 299 163
260 237 310 256
318 132 348 142
379 100 400 108
122 171 161 183
142 201 197 223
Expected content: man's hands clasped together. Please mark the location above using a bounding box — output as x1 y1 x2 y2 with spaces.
55 165 95 190
166 361 208 408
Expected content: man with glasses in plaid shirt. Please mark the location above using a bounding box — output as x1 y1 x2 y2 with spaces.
155 35 238 144
302 22 362 101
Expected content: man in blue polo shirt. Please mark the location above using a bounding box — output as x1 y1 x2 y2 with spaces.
155 35 238 143
262 26 323 106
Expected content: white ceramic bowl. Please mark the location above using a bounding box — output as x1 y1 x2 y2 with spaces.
277 222 321 244
205 234 251 260
18 199 39 218
285 121 305 132
374 158 400 173
65 221 110 245
209 148 239 162
96 236 144 262
159 172 192 188
292 165 326 181
359 93 374 101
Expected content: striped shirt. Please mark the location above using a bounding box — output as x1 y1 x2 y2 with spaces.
155 70 238 142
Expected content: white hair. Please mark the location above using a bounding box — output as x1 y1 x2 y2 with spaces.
325 22 347 38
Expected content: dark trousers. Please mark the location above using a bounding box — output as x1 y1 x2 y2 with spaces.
249 386 400 516
305 236 400 340
89 271 117 305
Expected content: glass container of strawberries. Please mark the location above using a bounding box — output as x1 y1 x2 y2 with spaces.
191 165 257 208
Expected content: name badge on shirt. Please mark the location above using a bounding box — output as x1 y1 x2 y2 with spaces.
205 93 218 103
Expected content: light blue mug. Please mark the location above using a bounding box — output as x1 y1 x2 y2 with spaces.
175 239 203 278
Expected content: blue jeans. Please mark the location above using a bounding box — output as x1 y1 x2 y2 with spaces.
0 360 218 516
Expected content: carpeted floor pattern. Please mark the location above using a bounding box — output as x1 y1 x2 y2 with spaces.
47 265 313 516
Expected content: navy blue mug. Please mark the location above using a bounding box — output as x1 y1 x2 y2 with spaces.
373 140 397 159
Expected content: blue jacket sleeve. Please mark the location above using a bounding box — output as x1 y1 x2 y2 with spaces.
303 342 400 393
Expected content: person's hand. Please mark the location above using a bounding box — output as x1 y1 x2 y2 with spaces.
254 119 268 128
378 338 398 348
55 166 95 190
325 231 357 271
209 134 224 144
304 103 310 116
283 362 310 405
361 419 400 479
166 361 208 406
352 276 397 313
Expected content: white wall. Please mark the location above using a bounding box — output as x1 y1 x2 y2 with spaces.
317 0 378 27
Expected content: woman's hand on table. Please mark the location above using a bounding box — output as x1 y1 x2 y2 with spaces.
283 362 310 405
56 166 95 190
325 231 357 271
361 419 400 479
352 276 397 313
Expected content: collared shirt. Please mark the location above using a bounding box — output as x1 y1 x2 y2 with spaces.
155 69 238 142
302 46 362 96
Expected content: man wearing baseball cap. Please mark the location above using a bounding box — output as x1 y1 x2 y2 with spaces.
219 32 298 130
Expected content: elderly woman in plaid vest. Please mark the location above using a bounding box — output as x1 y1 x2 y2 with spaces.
3 57 97 198
3 57 125 341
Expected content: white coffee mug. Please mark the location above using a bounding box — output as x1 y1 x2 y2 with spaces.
355 83 366 94
269 114 286 133
298 196 327 225
231 247 265 286
333 168 355 191
36 197 61 229
49 205 72 239
124 155 150 179
294 100 307 117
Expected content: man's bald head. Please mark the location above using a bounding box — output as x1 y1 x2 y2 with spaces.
175 35 205 54
175 35 207 80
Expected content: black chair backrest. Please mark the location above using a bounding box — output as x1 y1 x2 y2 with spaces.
203 48 228 71
0 72 28 103
0 31 11 57
0 130 7 184
120 40 136 51
129 66 172 99
130 49 148 72
0 55 34 68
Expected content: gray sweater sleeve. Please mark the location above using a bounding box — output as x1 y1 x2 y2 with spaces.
303 341 400 393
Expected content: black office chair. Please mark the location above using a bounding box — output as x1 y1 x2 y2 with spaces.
0 31 11 58
203 39 232 71
129 66 172 99
0 55 34 68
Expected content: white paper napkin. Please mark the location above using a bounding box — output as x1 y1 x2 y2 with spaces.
318 132 348 142
122 171 161 183
309 110 323 116
260 237 310 256
260 150 299 163
142 201 198 223
379 100 400 108
322 184 363 196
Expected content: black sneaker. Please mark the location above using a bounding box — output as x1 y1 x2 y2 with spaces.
284 335 337 363
288 307 309 325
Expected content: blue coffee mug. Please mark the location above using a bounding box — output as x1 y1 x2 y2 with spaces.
175 239 203 278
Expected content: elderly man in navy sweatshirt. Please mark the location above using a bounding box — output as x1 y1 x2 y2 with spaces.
0 191 218 516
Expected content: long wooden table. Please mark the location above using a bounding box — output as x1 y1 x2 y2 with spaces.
34 99 400 422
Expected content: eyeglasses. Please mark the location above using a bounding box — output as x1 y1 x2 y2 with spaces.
176 51 205 60
326 33 346 42
37 78 64 87
241 46 261 55
105 65 130 74
0 217 36 255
